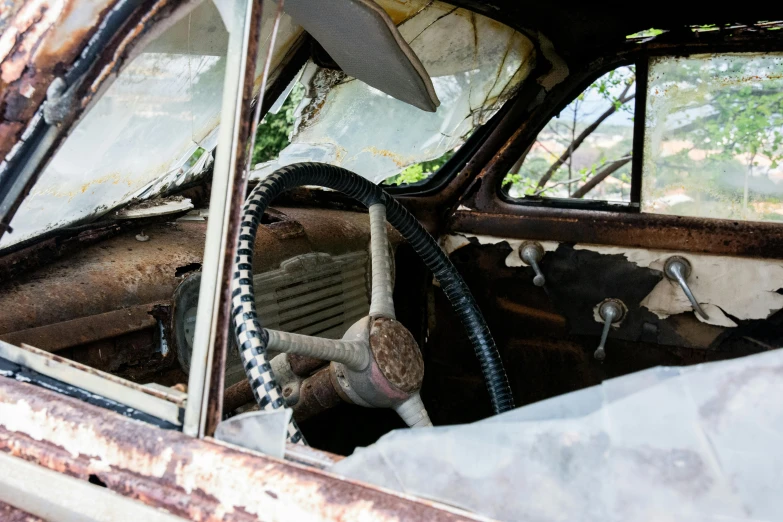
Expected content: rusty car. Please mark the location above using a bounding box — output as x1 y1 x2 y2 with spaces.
1 0 782 520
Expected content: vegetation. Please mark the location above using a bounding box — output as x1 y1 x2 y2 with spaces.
503 55 783 222
252 84 305 166
644 55 783 221
503 66 636 201
382 151 455 186
253 82 451 186
254 55 783 221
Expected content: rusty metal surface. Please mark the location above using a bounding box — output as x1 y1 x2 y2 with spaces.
0 339 183 425
223 378 254 414
370 318 424 394
224 364 341 422
0 207 375 336
203 0 265 440
9 340 186 407
294 366 343 423
288 353 326 376
0 221 205 335
0 376 486 521
0 302 161 352
0 221 124 282
0 500 45 522
449 208 783 259
59 328 184 385
0 0 116 160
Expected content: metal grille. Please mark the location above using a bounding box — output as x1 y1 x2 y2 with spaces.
224 252 369 386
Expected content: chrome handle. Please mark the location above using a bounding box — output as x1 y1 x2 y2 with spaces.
664 256 709 320
520 242 546 287
594 299 625 361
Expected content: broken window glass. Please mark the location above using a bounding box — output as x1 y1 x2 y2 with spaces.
642 53 783 222
251 1 535 185
2 0 303 249
503 66 636 203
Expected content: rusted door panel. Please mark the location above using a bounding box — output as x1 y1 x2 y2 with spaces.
0 376 485 522
429 207 783 417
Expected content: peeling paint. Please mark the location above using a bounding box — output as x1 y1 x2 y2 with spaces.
535 32 569 91
0 376 484 521
446 233 783 327
443 233 558 268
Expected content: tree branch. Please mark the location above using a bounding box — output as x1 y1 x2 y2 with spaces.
533 177 581 196
571 153 632 198
536 80 635 190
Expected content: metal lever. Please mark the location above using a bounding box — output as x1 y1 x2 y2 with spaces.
664 256 709 320
594 299 626 361
520 242 546 287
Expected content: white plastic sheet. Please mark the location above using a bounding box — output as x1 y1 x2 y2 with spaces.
333 349 783 521
251 2 534 183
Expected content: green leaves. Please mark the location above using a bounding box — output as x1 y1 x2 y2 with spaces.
503 65 636 200
252 84 305 166
382 151 455 186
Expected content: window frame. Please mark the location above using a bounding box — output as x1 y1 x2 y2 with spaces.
498 57 645 213
494 32 783 216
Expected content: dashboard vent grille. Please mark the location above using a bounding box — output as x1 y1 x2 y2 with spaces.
224 252 370 386
254 252 369 338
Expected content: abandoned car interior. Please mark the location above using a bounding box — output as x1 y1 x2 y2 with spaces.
1 0 783 519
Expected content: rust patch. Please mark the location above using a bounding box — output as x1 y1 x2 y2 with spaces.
370 317 424 393
0 302 161 352
294 367 342 422
0 0 117 160
0 377 483 521
0 221 206 334
449 208 783 259
223 379 253 414
287 354 326 376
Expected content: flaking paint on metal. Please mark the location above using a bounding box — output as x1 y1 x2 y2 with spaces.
0 377 487 521
0 0 119 160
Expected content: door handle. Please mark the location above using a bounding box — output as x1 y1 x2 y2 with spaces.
664 256 709 320
520 242 546 287
594 299 626 361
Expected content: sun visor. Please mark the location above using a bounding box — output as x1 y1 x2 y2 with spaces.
278 0 440 112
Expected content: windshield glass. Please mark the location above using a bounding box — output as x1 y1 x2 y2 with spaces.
1 0 302 250
2 0 534 249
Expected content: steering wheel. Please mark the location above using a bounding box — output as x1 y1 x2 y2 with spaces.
231 163 514 444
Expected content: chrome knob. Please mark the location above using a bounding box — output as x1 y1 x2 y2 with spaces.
594 299 626 361
664 256 709 320
520 242 546 287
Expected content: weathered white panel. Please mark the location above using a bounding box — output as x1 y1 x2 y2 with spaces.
445 233 783 327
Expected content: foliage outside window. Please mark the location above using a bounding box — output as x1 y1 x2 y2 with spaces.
503 66 636 202
253 84 305 166
643 53 783 222
253 83 459 186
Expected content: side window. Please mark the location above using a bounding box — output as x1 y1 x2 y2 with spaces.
643 54 783 222
503 66 636 202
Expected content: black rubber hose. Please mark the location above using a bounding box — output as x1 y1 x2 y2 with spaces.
232 163 514 430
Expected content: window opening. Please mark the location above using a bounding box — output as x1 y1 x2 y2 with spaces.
503 66 636 203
